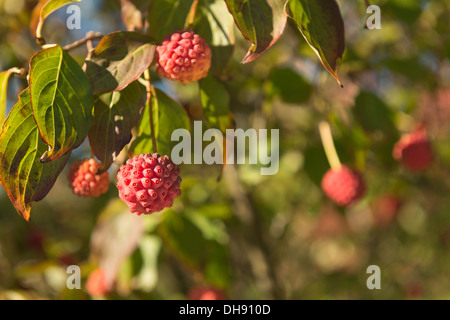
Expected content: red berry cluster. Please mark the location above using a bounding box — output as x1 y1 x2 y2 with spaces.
321 165 366 207
156 30 212 85
116 153 181 215
393 129 433 171
68 158 110 198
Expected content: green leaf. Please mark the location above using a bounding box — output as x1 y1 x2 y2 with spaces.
353 91 396 133
381 56 435 84
0 89 70 221
386 0 422 25
224 0 287 63
41 0 80 20
131 88 190 157
147 0 195 42
159 209 206 268
194 0 235 75
158 209 231 287
199 75 234 133
88 81 146 172
84 31 156 95
32 0 82 37
0 69 15 126
286 0 345 86
265 67 313 104
204 241 231 288
29 45 94 163
303 144 330 187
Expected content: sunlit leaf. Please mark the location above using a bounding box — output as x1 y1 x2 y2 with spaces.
131 88 190 158
29 45 93 163
0 69 15 126
195 0 235 75
199 75 234 133
31 0 82 37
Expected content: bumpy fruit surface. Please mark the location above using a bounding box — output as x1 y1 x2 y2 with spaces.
321 165 365 207
156 30 211 85
393 130 433 171
187 286 227 300
68 159 110 197
116 153 181 215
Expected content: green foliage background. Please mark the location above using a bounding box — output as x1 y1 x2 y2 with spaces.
0 0 450 299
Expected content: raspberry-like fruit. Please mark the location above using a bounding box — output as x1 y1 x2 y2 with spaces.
156 30 212 85
86 268 109 296
116 153 181 215
393 129 433 171
68 158 110 197
321 165 365 207
187 286 227 300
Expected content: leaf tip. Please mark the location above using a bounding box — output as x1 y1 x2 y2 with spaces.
22 211 31 222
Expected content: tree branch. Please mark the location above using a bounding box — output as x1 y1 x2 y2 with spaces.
63 32 104 52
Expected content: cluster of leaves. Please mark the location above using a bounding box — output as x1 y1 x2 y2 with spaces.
0 0 347 221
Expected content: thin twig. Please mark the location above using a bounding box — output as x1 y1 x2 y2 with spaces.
144 69 158 154
63 31 104 51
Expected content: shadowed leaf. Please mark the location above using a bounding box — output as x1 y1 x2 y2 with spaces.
225 0 287 63
286 0 345 86
84 31 156 95
147 0 194 42
0 89 70 221
88 81 146 172
265 67 313 104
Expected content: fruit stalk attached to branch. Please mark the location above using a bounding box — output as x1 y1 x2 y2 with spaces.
143 69 158 154
319 121 365 207
319 121 341 170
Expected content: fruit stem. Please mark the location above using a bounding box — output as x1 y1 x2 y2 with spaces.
35 20 46 46
184 0 200 30
319 121 342 170
144 69 158 154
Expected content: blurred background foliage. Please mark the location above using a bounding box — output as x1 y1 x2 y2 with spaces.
0 0 450 300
